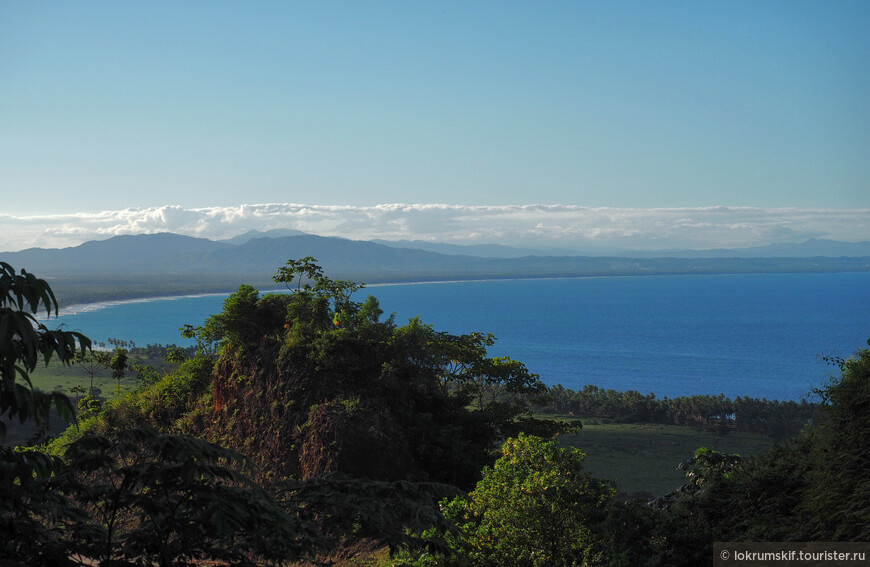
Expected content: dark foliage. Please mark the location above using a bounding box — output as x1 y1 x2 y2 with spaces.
61 428 310 566
186 262 564 489
0 262 89 440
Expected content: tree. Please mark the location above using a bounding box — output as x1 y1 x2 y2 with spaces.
163 346 186 365
432 434 615 567
0 447 93 565
145 257 585 516
109 348 127 392
273 256 324 291
179 259 567 489
0 261 89 440
273 255 364 320
677 447 742 488
801 340 870 540
73 350 112 398
63 428 311 567
1 263 91 564
72 346 128 419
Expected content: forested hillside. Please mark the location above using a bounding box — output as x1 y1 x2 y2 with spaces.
2 259 868 566
5 232 870 306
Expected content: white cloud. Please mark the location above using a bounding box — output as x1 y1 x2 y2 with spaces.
0 204 868 252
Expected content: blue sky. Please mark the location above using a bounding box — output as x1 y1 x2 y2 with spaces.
1 2 868 250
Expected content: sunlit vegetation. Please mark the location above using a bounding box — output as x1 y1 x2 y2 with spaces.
3 259 868 566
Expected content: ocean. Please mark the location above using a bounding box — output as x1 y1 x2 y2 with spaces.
46 272 870 401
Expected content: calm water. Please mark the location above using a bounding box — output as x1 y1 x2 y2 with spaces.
47 273 870 401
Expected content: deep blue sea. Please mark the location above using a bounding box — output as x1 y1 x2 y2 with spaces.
47 273 870 401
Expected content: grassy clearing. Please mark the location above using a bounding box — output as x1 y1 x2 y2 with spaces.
559 419 777 497
3 354 172 447
27 360 138 399
26 353 169 398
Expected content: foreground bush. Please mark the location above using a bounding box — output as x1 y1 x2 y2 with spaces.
405 434 615 567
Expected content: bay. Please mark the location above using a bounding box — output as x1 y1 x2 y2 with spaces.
47 272 870 401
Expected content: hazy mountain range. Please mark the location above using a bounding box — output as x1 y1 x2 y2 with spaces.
3 231 869 305
370 237 870 259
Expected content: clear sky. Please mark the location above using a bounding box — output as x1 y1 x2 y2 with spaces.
1 2 868 250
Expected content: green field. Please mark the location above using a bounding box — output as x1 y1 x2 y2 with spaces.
27 356 148 398
2 354 168 447
560 419 776 497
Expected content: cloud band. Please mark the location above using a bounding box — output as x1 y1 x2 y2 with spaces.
1 204 867 252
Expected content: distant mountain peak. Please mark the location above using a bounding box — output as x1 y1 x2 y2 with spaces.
220 229 309 245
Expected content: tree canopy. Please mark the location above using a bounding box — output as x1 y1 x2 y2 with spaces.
434 434 615 567
180 260 565 487
0 262 90 440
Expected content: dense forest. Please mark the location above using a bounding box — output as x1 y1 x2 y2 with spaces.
1 259 868 566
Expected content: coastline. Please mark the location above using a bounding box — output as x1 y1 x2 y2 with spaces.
45 272 776 315
47 269 870 316
47 270 868 320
